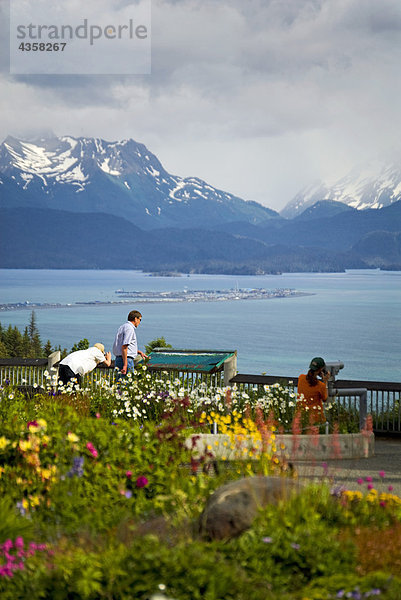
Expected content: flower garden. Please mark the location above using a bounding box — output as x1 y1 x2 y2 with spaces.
1 364 401 599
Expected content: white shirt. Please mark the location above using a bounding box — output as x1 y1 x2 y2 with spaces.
59 347 105 377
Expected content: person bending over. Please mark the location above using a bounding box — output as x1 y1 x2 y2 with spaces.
58 343 111 387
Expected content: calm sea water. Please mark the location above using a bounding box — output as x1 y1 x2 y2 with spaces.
0 269 400 382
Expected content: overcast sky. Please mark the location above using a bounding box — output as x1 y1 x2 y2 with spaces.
1 0 401 211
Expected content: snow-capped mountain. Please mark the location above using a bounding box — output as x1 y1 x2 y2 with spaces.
281 157 401 218
0 135 278 229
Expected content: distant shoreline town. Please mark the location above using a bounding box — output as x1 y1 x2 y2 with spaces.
0 287 313 311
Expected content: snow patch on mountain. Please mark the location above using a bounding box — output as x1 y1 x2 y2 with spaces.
99 158 121 176
281 156 401 218
0 134 278 228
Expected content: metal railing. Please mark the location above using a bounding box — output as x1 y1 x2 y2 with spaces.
0 352 60 389
1 357 400 433
230 374 401 434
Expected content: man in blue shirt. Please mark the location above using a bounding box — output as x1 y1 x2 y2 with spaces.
113 310 147 375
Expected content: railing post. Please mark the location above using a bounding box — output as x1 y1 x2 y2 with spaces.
224 353 237 387
48 351 60 390
359 389 368 431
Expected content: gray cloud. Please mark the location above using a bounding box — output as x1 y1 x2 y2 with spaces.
1 0 401 209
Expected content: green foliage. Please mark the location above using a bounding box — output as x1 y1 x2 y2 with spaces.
301 572 401 599
70 338 90 352
0 311 45 358
0 314 92 359
0 383 401 598
145 336 172 355
0 497 34 544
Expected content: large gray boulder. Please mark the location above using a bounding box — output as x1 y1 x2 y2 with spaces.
199 476 301 540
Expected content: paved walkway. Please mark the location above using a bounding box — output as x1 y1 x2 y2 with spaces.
293 436 401 495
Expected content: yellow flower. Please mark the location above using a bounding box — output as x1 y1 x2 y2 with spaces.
67 432 79 443
19 439 32 452
0 436 9 450
37 418 47 429
29 495 40 507
40 468 52 480
28 424 40 433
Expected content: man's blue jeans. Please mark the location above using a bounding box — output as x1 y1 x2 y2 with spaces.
115 356 135 376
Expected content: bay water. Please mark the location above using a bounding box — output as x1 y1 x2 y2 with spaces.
0 269 400 382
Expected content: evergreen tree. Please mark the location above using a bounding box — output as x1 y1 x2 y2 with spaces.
28 311 43 357
28 311 39 340
145 336 172 355
4 325 23 357
0 340 8 357
70 338 90 353
21 327 31 357
43 340 53 356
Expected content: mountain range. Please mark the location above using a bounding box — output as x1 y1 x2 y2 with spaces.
1 134 401 272
0 135 277 230
281 156 401 218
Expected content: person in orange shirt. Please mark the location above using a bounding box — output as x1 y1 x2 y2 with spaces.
297 357 330 424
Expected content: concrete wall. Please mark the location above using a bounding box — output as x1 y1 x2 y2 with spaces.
188 432 375 461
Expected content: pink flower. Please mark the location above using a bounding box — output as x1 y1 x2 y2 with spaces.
136 476 148 488
365 476 373 482
126 470 132 479
86 442 98 458
380 501 386 507
379 471 386 478
14 537 24 550
2 540 13 553
367 484 373 490
96 413 101 419
388 485 394 492
357 478 364 485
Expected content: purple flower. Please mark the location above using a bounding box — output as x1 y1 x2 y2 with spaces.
262 536 273 543
125 490 133 499
331 485 346 497
67 456 84 478
16 501 26 516
136 476 148 488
